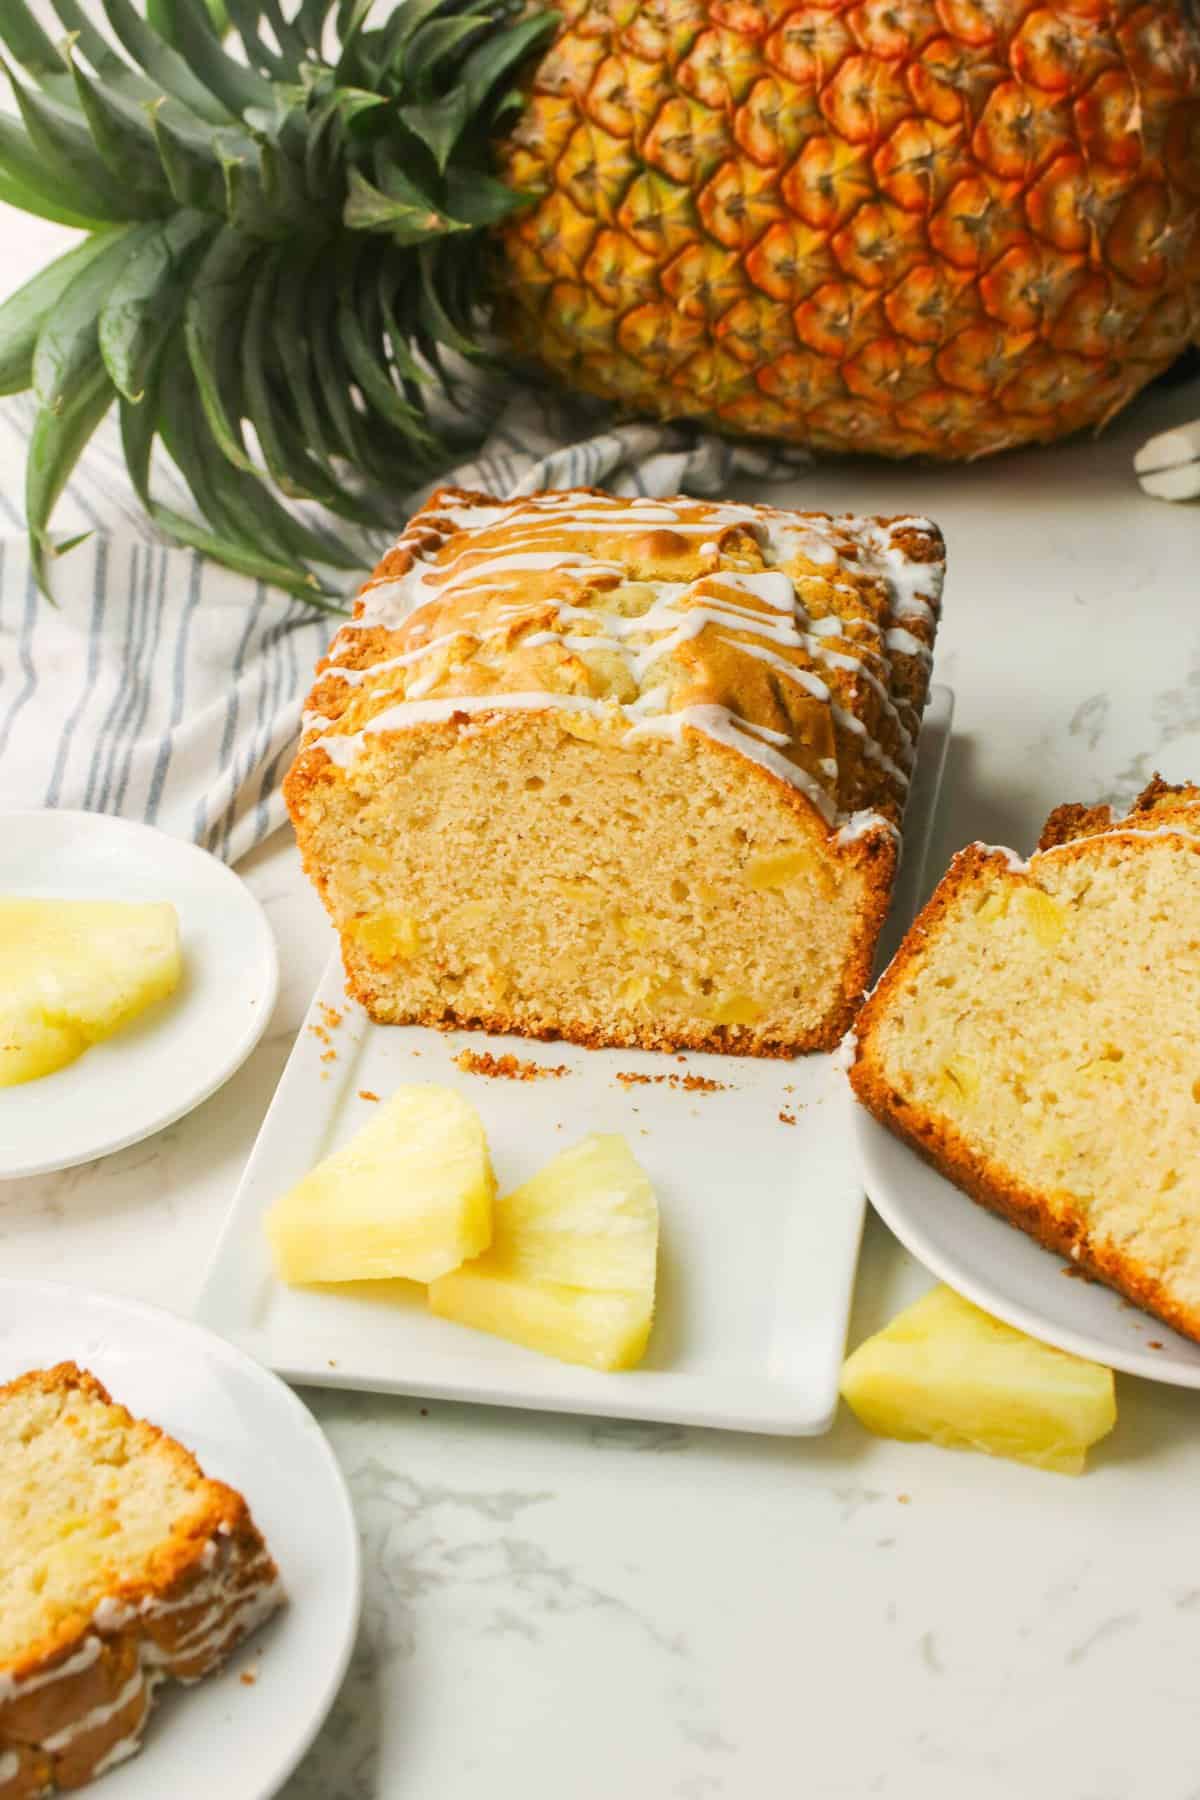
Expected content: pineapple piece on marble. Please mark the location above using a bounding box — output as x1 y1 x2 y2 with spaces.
266 1085 494 1285
429 1134 658 1371
840 1285 1116 1475
0 898 181 1086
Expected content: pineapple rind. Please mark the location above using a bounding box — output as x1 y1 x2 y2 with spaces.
840 1285 1116 1475
266 1084 495 1285
0 899 182 1087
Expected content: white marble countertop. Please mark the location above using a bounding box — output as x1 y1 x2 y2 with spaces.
7 214 1200 1799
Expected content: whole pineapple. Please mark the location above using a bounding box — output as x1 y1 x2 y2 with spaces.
497 0 1200 458
1 0 1198 596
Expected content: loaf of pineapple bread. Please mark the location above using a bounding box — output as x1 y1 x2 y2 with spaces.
286 487 944 1056
846 777 1200 1342
0 1365 282 1797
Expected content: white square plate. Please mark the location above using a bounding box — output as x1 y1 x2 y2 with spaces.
197 689 953 1435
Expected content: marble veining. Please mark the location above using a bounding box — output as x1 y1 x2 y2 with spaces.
7 400 1200 1797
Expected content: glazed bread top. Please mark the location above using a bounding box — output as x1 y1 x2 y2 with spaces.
300 487 945 844
1038 774 1200 853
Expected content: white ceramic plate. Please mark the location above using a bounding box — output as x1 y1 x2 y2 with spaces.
0 1278 361 1800
854 1107 1200 1386
0 811 278 1179
196 691 954 1437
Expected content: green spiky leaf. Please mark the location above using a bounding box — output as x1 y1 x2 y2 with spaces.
0 0 559 603
0 234 124 397
99 211 216 400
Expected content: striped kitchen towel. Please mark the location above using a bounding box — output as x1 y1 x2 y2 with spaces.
0 377 801 865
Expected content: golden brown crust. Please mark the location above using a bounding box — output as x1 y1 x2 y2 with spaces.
287 484 944 837
848 818 1200 1345
1038 775 1200 850
0 1364 281 1796
285 487 940 1058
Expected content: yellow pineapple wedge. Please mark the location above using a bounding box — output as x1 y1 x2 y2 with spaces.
429 1134 658 1372
266 1084 493 1285
840 1285 1116 1476
0 898 182 1086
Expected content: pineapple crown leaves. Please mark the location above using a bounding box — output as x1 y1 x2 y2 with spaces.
0 0 558 602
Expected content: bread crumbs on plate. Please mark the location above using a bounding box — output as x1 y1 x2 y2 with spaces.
319 1004 343 1030
454 1049 568 1081
778 1109 797 1126
240 1671 258 1687
358 1089 380 1102
615 1070 728 1094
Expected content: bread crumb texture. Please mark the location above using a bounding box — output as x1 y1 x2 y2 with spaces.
285 488 944 1057
851 779 1200 1343
0 1365 280 1797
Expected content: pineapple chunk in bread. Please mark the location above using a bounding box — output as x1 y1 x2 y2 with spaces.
265 1084 494 1284
847 779 1200 1344
841 1285 1116 1475
0 899 181 1086
429 1135 658 1370
0 1365 281 1797
285 488 944 1057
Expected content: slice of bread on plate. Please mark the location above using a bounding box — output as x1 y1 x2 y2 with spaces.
845 778 1200 1343
1 1363 282 1796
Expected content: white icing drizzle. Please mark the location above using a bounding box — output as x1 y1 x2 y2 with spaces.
832 1030 859 1072
0 1636 100 1703
41 1666 150 1752
975 819 1200 878
91 1731 144 1778
0 1542 282 1781
626 705 837 821
1034 822 1200 864
976 842 1032 872
836 811 901 846
308 492 944 845
170 1576 284 1676
885 626 933 661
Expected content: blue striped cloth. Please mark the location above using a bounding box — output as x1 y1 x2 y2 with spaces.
0 378 800 864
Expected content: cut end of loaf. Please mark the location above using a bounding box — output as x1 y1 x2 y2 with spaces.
286 486 944 1057
289 711 895 1056
1 1363 281 1797
849 783 1200 1342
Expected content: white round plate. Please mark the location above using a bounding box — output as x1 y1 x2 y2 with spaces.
854 1105 1200 1387
0 1279 361 1800
0 810 279 1178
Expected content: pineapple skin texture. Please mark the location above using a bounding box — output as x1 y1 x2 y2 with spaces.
0 899 181 1086
840 1284 1117 1474
428 1133 659 1371
266 1085 495 1285
495 0 1200 461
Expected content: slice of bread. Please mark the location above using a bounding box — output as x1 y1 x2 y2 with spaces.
0 1364 282 1796
846 779 1200 1343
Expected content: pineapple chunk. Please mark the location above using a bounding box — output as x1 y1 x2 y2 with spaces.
430 1271 653 1372
489 1134 658 1292
1020 886 1068 946
0 898 181 1087
266 1084 494 1284
744 848 809 891
840 1285 1116 1475
428 1134 658 1371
